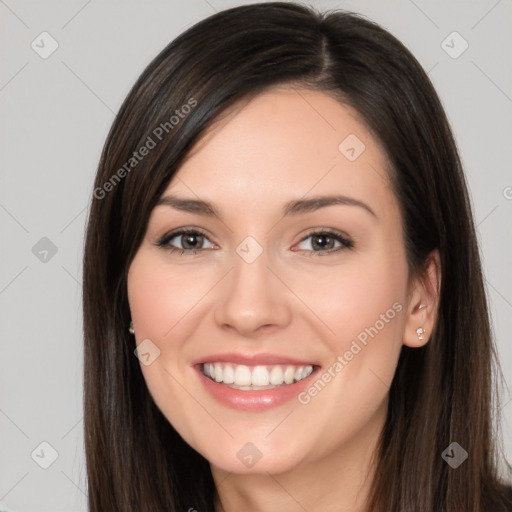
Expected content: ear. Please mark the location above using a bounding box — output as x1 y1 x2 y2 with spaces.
403 249 441 348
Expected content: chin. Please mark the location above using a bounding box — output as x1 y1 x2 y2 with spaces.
196 436 310 476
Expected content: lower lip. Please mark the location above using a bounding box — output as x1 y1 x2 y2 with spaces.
195 365 318 412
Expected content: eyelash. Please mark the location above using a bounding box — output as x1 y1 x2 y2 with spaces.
156 228 354 256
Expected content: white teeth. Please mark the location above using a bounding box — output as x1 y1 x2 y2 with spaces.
251 366 269 386
202 362 314 387
284 366 295 384
303 365 313 378
234 365 252 386
223 364 234 384
269 366 284 385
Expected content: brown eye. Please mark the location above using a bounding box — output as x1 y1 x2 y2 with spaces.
295 230 354 255
157 229 214 254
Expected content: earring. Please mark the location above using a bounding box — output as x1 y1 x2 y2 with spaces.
416 327 426 340
418 303 426 311
129 321 135 335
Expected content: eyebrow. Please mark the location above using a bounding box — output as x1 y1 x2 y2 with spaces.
156 194 377 219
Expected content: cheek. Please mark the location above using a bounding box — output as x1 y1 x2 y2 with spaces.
295 255 406 341
127 255 211 343
288 243 408 390
126 254 211 444
288 251 407 442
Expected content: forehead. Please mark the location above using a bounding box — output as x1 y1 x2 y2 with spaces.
162 87 394 219
184 87 380 164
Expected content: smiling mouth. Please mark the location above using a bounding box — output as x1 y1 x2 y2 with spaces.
201 362 316 390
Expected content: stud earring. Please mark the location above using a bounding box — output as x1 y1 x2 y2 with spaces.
129 321 135 335
418 303 426 311
416 327 426 340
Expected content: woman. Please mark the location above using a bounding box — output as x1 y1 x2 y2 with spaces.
82 2 512 510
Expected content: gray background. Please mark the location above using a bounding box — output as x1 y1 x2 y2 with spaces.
1 0 511 510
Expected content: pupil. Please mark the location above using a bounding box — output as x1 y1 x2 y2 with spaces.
313 235 332 250
183 234 200 249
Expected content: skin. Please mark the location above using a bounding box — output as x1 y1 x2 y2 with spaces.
127 87 440 512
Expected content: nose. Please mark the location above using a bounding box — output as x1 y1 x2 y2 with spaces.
213 247 292 337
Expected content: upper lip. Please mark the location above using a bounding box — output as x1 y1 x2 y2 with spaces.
191 352 318 367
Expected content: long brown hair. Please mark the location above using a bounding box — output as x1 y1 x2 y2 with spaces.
82 2 512 510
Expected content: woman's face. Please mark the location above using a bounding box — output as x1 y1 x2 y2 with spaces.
127 88 418 475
